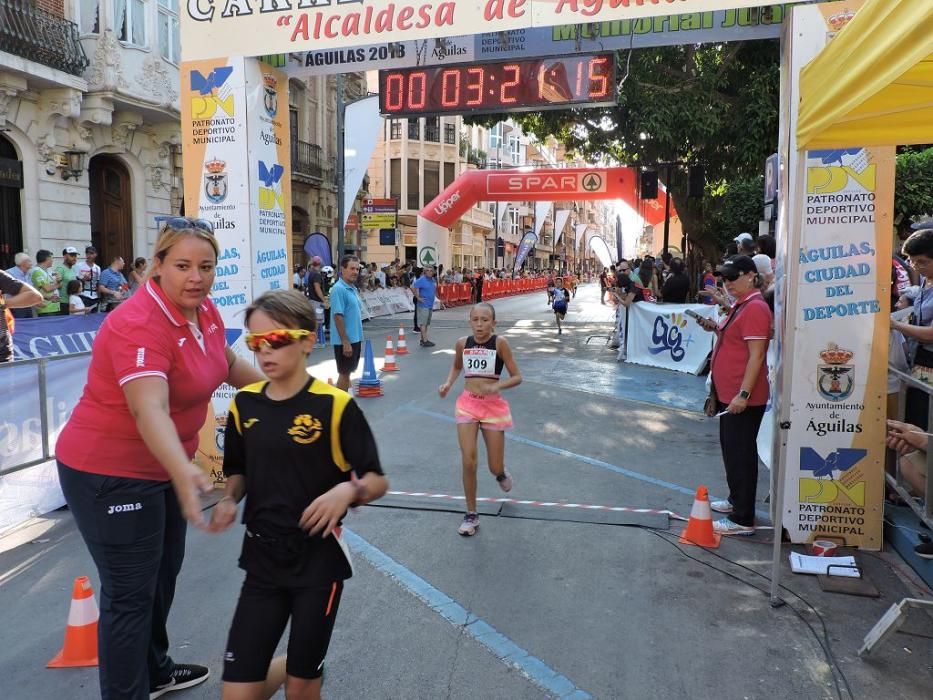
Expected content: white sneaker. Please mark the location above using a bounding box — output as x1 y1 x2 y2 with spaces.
712 518 754 536
458 513 479 536
710 500 733 514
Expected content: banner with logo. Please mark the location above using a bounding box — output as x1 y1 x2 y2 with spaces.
247 60 292 299
0 355 91 531
513 231 537 273
777 1 892 549
361 288 415 318
626 302 718 375
181 1 796 61
181 57 251 486
11 314 105 360
284 5 793 76
181 57 291 486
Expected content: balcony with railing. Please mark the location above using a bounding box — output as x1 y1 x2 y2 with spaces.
292 140 324 183
0 0 89 76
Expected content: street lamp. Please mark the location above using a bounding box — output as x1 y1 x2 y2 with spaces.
58 148 87 180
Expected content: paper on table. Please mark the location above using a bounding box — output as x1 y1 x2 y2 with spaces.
789 552 860 578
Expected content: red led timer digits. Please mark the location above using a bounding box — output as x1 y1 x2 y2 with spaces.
379 53 616 117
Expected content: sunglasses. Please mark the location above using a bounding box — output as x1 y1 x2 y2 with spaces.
161 217 215 235
244 329 311 351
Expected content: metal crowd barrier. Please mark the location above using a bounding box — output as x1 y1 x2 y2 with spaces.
0 351 91 477
888 365 933 531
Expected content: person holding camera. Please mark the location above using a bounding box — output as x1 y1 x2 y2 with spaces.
695 255 772 536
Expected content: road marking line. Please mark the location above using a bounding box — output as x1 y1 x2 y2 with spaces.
383 490 685 520
343 528 592 700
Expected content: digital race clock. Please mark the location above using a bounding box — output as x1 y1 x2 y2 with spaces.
378 53 617 117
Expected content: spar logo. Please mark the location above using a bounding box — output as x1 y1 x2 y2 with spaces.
433 191 460 217
648 313 693 363
258 161 285 211
190 66 235 120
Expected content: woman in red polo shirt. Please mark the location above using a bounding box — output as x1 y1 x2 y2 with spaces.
697 255 772 537
56 218 263 700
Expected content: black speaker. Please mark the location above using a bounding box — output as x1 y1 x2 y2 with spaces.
640 170 658 199
688 166 705 198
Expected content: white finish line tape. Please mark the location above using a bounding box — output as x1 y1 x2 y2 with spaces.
384 490 686 521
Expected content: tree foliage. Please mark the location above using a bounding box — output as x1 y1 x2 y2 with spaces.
703 175 766 252
895 147 933 234
472 40 781 252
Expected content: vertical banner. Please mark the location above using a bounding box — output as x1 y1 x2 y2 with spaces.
553 209 570 247
181 56 251 486
246 60 292 298
778 1 892 549
513 231 537 274
181 57 291 486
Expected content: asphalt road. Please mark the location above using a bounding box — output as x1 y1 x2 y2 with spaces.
1 283 931 699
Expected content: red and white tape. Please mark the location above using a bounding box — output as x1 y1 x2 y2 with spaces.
384 490 686 521
811 539 838 556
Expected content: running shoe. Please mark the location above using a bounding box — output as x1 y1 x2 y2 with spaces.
496 470 513 493
421 340 436 347
712 518 755 536
150 665 210 698
710 499 733 514
458 513 479 536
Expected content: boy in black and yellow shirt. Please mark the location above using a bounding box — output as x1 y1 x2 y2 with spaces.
210 289 387 700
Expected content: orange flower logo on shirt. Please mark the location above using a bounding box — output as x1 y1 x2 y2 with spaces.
288 414 322 445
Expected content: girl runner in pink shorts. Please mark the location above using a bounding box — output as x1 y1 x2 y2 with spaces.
439 303 523 536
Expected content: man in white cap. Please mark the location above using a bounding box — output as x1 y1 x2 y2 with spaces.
734 232 756 257
55 246 80 314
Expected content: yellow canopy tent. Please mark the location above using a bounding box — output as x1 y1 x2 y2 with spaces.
797 0 933 149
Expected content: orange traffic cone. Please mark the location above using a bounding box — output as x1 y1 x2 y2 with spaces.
678 486 721 548
396 326 409 355
48 576 99 668
381 336 399 372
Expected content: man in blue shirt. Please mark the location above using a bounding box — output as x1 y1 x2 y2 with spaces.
330 255 364 390
411 265 437 347
98 256 128 312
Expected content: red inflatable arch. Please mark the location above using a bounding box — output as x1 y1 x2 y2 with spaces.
416 166 673 267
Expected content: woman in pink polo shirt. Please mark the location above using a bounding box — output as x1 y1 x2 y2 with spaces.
696 255 772 537
56 218 263 700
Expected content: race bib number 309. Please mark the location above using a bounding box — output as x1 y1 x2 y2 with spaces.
463 347 497 377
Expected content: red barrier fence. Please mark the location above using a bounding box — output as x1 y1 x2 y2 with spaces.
437 278 549 306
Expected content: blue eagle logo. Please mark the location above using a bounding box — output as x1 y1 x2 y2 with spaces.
190 67 234 95
799 447 866 478
258 161 284 187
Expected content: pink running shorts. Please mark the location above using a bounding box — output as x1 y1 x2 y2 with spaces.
454 391 513 431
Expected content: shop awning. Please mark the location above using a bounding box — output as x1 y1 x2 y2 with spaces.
797 0 933 150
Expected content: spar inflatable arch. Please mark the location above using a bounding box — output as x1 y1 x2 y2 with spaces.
416 167 673 268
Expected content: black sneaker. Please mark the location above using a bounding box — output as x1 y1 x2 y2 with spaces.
915 542 933 560
421 340 436 347
151 664 210 698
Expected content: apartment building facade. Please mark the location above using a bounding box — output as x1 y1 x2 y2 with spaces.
0 0 182 269
366 114 493 270
287 71 367 266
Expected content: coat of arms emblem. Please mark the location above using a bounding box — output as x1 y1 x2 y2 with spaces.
817 343 854 402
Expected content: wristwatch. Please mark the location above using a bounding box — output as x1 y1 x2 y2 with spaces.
738 389 751 399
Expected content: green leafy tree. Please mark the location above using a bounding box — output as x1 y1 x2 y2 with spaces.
895 147 933 235
704 175 766 252
474 40 781 253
